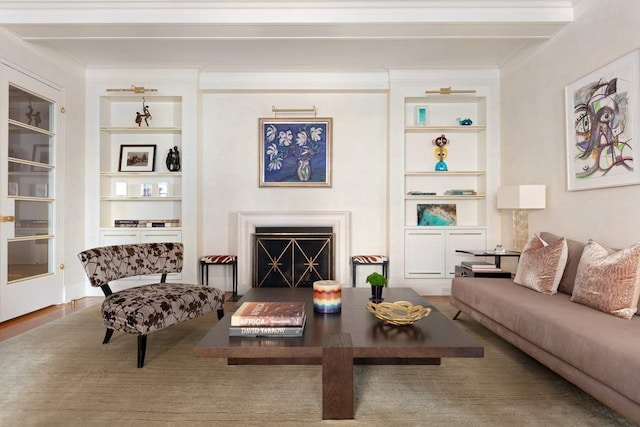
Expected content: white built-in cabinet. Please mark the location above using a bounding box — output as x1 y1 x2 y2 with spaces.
99 229 183 282
389 72 501 295
99 229 182 246
404 229 486 279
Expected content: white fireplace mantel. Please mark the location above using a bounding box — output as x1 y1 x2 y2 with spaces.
237 211 351 294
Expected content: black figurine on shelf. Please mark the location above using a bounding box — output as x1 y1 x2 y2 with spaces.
26 98 42 127
166 146 181 171
135 97 152 127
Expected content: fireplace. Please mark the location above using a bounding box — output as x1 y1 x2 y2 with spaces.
237 211 351 294
253 227 334 287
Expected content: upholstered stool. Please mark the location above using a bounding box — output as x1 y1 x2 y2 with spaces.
351 255 388 287
200 255 238 299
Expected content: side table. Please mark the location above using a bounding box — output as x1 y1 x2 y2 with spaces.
454 249 521 268
454 265 512 279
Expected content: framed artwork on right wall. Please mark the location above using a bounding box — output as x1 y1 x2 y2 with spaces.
565 49 640 191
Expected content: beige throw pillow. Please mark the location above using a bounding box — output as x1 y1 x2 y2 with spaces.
514 235 568 295
571 240 640 320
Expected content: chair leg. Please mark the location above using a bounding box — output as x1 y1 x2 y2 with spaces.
137 335 148 368
103 328 114 344
217 307 225 320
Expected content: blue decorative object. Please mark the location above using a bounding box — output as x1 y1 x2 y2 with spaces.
435 158 448 171
433 134 449 171
457 117 473 126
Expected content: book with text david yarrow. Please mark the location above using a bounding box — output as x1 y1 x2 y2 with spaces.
229 315 306 337
230 301 306 327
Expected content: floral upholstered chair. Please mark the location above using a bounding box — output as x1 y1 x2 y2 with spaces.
77 242 225 368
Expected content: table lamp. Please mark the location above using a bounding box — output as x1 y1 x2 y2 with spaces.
497 185 546 252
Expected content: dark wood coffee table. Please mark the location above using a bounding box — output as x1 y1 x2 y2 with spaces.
195 287 483 420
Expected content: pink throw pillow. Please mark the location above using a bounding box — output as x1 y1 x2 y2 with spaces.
571 240 640 320
514 235 568 295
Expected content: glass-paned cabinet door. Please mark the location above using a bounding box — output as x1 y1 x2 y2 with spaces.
7 85 55 281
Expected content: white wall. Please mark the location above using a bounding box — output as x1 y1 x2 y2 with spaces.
199 73 388 290
0 28 86 301
500 0 640 249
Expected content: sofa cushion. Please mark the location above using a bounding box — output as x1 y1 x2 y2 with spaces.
571 240 640 320
539 232 586 295
514 235 568 295
451 277 640 405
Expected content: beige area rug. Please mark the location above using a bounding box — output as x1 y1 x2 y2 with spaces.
0 299 634 426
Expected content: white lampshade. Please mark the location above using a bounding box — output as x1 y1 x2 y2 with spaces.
497 185 546 210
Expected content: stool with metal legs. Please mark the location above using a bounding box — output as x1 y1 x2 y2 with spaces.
351 255 388 287
200 255 238 300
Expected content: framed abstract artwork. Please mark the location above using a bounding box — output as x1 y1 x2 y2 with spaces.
417 204 457 226
565 50 640 191
259 118 332 187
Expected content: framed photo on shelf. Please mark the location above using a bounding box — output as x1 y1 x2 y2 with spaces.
32 144 50 164
417 203 457 226
118 144 156 172
157 181 169 197
31 143 50 171
259 118 332 187
140 183 152 197
115 182 128 197
8 182 18 196
565 49 640 191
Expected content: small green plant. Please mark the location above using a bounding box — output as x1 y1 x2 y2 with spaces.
366 272 387 287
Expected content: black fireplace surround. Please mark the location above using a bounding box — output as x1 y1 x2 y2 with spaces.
253 227 334 287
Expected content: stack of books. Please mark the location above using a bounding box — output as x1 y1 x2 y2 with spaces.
461 261 502 272
114 219 181 228
445 189 477 195
229 301 306 337
407 191 437 196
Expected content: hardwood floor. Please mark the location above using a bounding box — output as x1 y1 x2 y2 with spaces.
0 294 449 343
0 297 102 342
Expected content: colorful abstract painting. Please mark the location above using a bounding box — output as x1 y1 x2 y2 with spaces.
565 50 640 190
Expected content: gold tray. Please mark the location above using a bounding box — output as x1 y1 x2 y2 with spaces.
366 300 431 326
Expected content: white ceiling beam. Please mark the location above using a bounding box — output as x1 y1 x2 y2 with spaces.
0 7 573 25
8 23 566 40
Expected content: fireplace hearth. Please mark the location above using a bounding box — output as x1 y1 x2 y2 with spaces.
253 227 334 287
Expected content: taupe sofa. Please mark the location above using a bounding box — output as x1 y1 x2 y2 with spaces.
450 232 640 422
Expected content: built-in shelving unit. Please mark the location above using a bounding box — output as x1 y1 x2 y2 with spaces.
98 95 183 230
388 74 501 295
403 95 487 228
85 72 199 290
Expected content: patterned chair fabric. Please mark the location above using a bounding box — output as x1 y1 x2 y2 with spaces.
78 242 184 287
77 242 225 367
101 282 224 335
